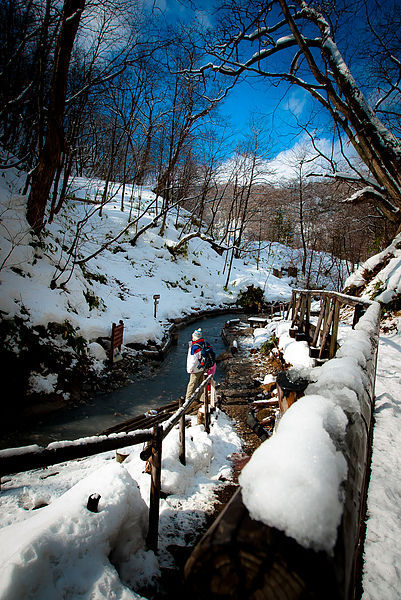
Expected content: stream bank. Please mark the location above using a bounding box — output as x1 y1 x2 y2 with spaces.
0 309 243 450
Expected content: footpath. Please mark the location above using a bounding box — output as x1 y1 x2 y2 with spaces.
362 330 401 599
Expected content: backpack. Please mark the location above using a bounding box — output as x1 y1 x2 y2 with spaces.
199 341 216 370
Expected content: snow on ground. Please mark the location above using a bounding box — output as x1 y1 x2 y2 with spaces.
0 410 242 599
362 330 401 599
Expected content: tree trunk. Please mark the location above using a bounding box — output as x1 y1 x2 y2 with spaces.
26 0 86 233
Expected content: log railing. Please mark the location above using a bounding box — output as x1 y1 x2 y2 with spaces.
185 293 381 600
0 373 215 552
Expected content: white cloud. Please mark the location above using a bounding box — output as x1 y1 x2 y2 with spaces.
286 89 308 117
219 134 365 186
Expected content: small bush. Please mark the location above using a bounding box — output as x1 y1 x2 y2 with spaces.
83 289 105 311
260 334 279 355
80 265 107 285
370 280 384 300
237 285 265 312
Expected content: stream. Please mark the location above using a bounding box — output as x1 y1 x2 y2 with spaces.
0 313 241 450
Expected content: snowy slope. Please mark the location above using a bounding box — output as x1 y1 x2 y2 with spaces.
344 232 401 307
0 171 345 404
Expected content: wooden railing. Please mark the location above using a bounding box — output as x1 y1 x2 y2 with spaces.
0 373 216 552
290 289 371 360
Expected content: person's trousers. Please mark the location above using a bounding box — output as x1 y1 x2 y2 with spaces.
185 372 204 401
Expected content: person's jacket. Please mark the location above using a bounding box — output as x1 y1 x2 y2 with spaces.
186 338 205 373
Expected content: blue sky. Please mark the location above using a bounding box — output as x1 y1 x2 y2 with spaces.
150 0 366 169
218 77 314 156
152 0 328 159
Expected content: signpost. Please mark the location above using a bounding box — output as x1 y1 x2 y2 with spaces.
153 294 160 318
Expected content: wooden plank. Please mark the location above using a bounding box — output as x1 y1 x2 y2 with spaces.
204 377 210 434
290 291 296 321
305 294 312 339
184 489 340 599
110 319 124 362
319 299 335 359
312 297 328 347
329 299 341 359
298 293 307 333
291 293 301 327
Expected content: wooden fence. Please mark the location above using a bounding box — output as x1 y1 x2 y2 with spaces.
0 373 216 552
289 289 369 360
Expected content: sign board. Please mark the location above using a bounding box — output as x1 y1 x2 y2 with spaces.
110 320 124 363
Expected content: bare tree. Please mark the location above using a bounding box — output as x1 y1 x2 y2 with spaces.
26 0 86 233
200 0 401 231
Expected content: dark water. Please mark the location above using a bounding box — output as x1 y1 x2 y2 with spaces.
0 313 241 450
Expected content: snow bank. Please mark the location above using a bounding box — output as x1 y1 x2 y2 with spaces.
0 463 149 600
240 395 347 553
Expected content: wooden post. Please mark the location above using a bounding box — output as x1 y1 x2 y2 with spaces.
298 293 307 333
87 493 101 513
210 378 216 410
204 376 210 434
147 424 163 552
305 294 312 340
290 290 297 321
312 297 327 347
329 298 341 359
352 303 364 329
319 298 335 359
179 397 186 466
153 294 160 319
319 296 331 345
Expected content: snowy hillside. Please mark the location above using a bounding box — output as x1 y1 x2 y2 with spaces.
0 170 345 408
344 231 401 309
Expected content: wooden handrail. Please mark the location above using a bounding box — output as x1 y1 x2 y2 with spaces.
162 374 212 438
292 288 373 308
0 429 153 478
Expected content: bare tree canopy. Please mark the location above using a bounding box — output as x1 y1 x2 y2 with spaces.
199 0 401 230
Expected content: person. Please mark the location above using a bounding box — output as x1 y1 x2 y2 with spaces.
185 328 216 401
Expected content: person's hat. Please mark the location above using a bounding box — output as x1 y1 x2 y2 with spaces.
192 328 202 340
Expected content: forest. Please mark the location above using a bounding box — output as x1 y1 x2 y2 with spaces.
1 0 400 280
